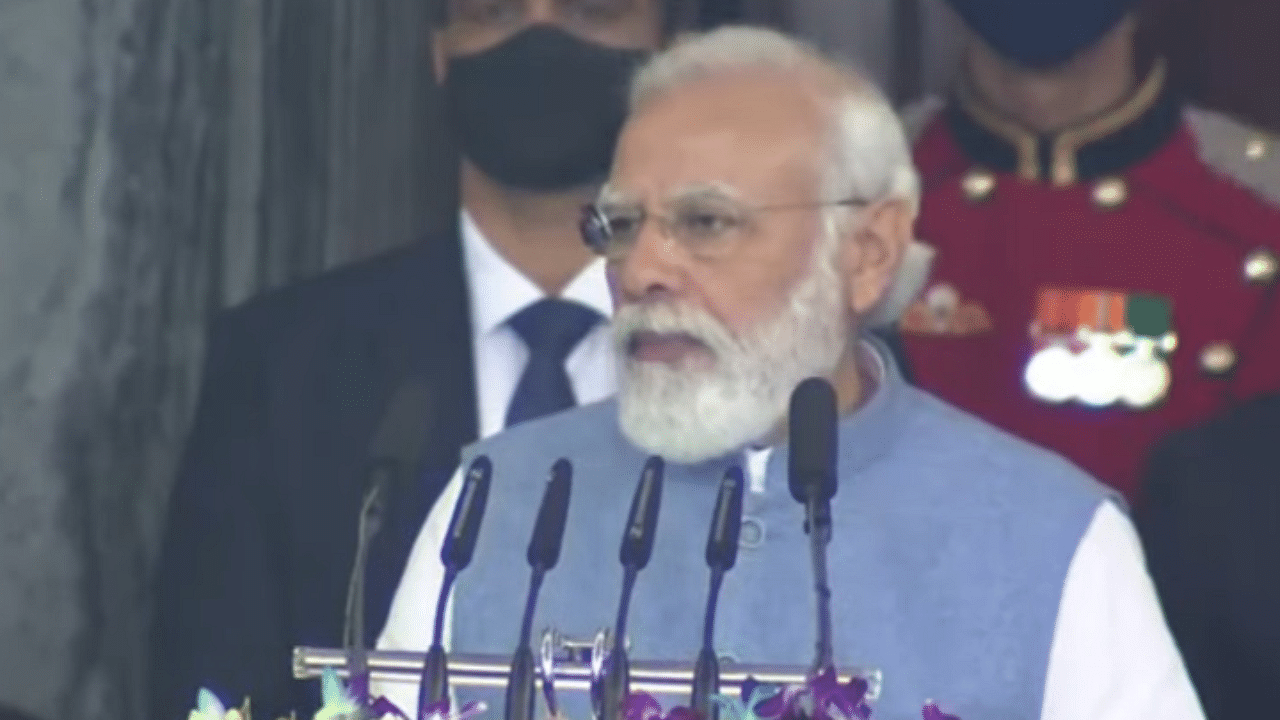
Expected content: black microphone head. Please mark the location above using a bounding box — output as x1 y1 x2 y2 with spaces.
527 459 573 569
788 377 838 504
441 456 493 570
619 456 664 569
706 466 746 570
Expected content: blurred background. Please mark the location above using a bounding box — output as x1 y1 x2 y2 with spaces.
0 0 1275 719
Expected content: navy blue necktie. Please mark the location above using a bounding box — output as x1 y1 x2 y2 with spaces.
505 298 603 427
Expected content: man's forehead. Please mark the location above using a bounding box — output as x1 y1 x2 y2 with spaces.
600 180 744 204
610 76 826 201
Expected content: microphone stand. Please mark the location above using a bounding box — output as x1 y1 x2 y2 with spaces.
601 568 637 720
419 457 493 720
419 566 457 710
506 461 572 720
691 467 745 720
691 566 725 718
805 495 834 676
504 572 543 720
601 458 664 720
788 377 839 679
343 475 387 712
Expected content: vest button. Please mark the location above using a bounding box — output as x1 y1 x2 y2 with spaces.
739 517 766 548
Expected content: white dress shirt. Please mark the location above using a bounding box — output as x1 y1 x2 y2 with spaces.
459 211 617 438
374 340 1205 720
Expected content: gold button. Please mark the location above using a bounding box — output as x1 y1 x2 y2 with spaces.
962 170 996 201
1246 136 1269 161
1199 342 1237 375
1092 177 1128 209
1243 248 1279 284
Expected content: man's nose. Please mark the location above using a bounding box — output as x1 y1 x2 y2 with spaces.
614 219 688 305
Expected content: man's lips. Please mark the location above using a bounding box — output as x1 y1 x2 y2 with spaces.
627 331 712 364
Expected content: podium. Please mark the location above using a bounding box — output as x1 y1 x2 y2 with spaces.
292 629 883 703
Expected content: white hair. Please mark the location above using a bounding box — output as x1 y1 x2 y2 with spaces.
627 26 930 327
630 26 920 216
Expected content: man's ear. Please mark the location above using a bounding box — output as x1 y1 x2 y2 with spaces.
838 197 914 316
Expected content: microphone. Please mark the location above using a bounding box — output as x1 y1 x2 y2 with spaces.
691 466 746 720
505 460 574 720
344 380 434 707
601 457 665 720
788 378 839 676
418 456 493 719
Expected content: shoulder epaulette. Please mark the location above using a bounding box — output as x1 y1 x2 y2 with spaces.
1184 106 1280 207
899 96 946 144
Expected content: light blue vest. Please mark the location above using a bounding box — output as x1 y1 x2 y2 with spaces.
450 340 1116 719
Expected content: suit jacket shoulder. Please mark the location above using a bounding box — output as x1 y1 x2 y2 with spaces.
217 236 456 347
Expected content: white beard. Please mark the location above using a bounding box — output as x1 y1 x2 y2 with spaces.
614 236 850 463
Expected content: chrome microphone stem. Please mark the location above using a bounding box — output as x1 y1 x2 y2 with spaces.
539 629 561 717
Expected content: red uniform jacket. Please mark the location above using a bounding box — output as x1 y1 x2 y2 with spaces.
902 60 1280 499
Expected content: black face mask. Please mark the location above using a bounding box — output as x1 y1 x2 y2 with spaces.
445 26 650 191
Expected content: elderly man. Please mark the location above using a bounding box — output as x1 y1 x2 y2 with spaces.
376 27 1202 720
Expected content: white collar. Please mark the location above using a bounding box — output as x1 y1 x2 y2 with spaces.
459 210 613 336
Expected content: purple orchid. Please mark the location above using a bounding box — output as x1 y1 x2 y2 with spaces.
805 667 872 720
920 703 961 720
417 698 487 720
623 692 703 720
530 672 960 720
745 668 870 720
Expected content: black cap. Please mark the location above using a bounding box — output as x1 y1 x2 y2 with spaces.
945 0 1140 69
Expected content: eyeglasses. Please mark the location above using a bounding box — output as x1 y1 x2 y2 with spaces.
580 194 868 261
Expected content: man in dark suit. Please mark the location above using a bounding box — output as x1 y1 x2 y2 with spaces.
1136 393 1280 720
147 2 704 719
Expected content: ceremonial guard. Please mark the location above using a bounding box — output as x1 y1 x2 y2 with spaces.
898 0 1280 498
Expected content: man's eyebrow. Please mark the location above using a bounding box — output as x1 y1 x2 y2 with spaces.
669 181 743 201
597 181 745 205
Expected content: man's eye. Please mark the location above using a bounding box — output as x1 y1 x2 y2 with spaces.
606 215 642 236
676 211 736 236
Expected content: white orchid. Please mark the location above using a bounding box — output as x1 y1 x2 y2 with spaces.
189 688 245 720
313 668 364 720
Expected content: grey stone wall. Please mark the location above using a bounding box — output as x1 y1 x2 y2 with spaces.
0 0 455 719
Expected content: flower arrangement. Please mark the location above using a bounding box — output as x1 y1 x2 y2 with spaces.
623 667 959 720
193 667 957 720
